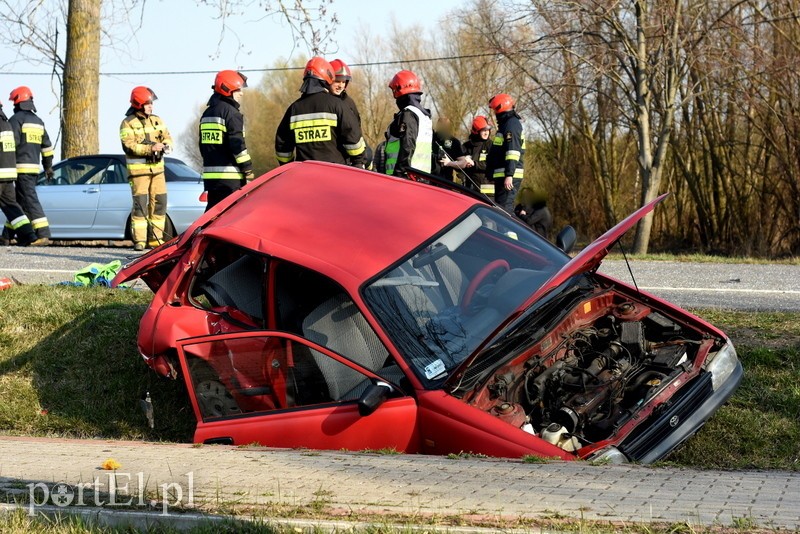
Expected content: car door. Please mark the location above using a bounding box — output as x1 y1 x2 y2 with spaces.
92 160 134 238
176 331 420 452
35 157 111 237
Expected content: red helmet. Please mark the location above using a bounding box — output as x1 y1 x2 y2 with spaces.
214 70 248 97
389 70 422 98
471 115 492 135
488 93 515 114
9 86 33 105
304 56 335 85
330 59 352 82
130 86 157 109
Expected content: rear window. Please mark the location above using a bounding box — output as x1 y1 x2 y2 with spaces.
165 160 201 182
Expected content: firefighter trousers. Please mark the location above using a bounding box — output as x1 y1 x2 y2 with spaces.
0 182 36 245
15 173 51 238
130 172 167 247
203 178 241 212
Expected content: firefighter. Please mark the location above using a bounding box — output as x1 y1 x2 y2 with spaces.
275 57 366 167
0 101 36 246
486 93 525 214
6 86 53 244
199 70 253 211
461 115 493 192
120 86 173 251
432 117 469 183
384 70 432 178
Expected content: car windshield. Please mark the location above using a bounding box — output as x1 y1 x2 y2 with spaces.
362 207 570 387
165 159 201 182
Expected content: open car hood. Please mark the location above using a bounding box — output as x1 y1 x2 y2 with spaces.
446 193 669 387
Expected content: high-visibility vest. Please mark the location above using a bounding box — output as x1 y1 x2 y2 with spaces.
385 106 432 175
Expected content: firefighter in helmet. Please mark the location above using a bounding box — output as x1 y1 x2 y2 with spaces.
0 99 37 246
4 86 54 244
384 70 433 178
119 86 173 251
461 115 493 192
199 70 253 211
486 93 525 214
329 58 371 167
275 56 366 167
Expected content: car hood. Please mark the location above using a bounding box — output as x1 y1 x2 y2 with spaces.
446 193 670 386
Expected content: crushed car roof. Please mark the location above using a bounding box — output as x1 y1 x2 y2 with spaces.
198 161 477 281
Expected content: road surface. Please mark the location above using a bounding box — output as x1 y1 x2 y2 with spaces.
1 245 799 311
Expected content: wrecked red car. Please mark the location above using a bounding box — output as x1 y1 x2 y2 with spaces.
115 161 742 463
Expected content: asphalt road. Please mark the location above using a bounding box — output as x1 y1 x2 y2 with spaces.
1 244 799 311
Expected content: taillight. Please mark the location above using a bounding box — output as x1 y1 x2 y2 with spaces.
199 191 208 203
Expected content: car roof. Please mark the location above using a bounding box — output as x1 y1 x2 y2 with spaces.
200 161 477 284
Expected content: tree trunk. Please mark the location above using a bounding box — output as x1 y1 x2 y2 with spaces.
62 0 102 158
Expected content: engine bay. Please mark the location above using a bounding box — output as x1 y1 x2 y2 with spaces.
474 294 706 452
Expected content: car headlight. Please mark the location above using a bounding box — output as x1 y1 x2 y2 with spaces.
704 341 739 391
588 446 628 464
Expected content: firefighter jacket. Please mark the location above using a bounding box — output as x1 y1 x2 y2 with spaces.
275 91 366 167
9 106 54 175
0 110 17 182
486 110 525 180
385 100 433 176
462 134 492 185
199 93 252 180
120 109 173 177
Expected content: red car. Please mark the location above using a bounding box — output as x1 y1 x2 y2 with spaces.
115 162 742 463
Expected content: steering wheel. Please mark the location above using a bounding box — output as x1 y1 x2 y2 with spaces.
461 259 510 311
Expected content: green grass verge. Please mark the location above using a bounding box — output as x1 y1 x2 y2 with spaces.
0 286 798 470
0 285 194 441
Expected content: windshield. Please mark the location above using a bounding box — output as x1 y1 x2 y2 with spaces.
362 207 570 387
165 159 202 182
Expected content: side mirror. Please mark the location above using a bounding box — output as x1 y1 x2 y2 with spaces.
358 382 392 416
556 225 577 254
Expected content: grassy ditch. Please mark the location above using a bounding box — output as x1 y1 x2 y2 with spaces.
0 285 797 469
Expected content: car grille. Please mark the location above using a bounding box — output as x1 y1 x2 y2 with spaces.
619 371 713 461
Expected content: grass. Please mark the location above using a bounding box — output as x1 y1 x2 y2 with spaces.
0 285 195 441
604 252 800 264
0 285 798 470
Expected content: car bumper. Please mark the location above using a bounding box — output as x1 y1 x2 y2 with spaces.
617 359 744 464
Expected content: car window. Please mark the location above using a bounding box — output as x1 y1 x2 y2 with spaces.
39 158 111 186
188 241 267 327
165 159 201 182
181 335 383 421
101 162 128 184
362 206 569 387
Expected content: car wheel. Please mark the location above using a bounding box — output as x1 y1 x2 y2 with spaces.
189 360 242 417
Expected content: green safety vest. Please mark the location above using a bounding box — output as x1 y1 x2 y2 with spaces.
385 106 432 176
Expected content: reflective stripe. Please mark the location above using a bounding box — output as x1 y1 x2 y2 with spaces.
20 123 43 131
31 217 49 229
203 166 241 173
200 116 226 126
235 149 251 164
276 151 293 163
0 166 17 178
41 145 54 157
10 215 30 229
506 150 521 161
343 137 366 156
16 163 40 172
200 122 227 132
127 161 164 172
290 112 338 123
492 167 525 179
202 165 243 179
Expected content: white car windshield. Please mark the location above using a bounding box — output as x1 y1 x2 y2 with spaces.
362 207 570 386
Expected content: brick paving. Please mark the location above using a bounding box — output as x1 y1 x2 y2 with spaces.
0 436 797 529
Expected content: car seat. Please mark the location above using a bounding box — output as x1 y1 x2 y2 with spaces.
201 255 265 321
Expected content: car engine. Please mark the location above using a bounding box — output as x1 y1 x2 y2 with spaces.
479 300 703 451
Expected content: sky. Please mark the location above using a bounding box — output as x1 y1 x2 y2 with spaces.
0 0 458 162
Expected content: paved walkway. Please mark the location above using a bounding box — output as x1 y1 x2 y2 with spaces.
0 436 797 530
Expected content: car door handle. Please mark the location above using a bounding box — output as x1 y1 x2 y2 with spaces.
83 187 100 194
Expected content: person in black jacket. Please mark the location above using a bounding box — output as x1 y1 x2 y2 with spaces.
275 57 366 167
6 86 53 244
0 101 36 246
199 70 253 211
461 115 493 191
515 187 553 240
384 70 433 177
432 117 470 183
486 93 526 214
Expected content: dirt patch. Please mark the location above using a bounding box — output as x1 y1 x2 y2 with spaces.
724 326 800 351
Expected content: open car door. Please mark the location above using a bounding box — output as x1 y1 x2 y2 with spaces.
176 331 420 452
